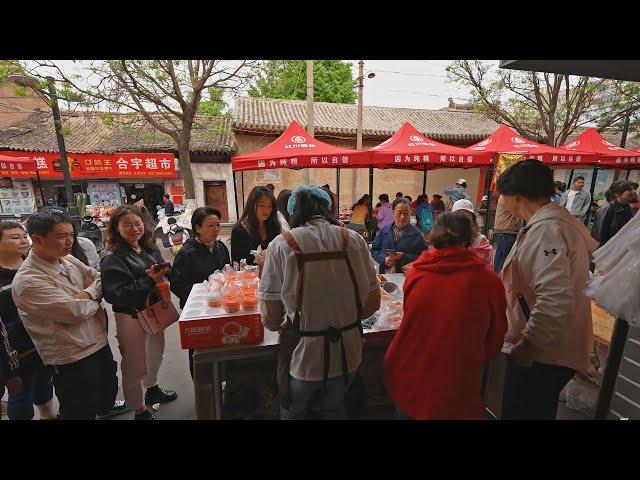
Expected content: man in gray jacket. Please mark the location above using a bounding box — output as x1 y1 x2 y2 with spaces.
496 160 598 420
559 176 591 223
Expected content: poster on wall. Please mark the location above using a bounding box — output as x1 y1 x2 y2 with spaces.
593 169 614 205
87 181 121 207
0 178 35 214
164 179 184 206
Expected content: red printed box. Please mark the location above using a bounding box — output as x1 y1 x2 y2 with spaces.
178 283 264 349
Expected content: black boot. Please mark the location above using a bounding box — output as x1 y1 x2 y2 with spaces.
145 385 178 405
134 409 158 420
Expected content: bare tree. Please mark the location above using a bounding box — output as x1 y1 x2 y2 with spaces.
21 60 259 200
447 60 640 146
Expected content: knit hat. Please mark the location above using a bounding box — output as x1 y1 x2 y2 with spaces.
287 184 332 214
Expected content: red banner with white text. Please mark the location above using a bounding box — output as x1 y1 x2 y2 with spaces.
0 151 177 179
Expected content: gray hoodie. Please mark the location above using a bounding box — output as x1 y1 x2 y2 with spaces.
500 202 598 373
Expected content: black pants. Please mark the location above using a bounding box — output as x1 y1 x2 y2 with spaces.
501 355 574 420
53 345 118 420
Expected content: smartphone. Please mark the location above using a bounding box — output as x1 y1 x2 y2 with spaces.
152 262 170 272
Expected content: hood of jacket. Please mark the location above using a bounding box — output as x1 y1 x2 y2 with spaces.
524 202 598 253
412 246 487 274
379 202 392 212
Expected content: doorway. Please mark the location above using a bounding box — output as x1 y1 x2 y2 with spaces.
123 183 164 219
204 181 229 222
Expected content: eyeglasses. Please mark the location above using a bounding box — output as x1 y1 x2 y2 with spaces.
120 222 144 231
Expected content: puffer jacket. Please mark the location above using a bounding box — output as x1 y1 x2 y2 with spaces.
500 202 598 373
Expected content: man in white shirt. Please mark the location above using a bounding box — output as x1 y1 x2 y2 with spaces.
560 176 591 223
12 209 118 420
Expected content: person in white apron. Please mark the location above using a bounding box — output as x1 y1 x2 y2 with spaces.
258 185 380 420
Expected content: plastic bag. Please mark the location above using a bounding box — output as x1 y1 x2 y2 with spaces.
373 299 404 331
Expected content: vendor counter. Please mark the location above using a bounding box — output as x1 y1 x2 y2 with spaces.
192 274 405 420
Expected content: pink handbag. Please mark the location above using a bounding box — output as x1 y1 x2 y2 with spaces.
136 294 179 335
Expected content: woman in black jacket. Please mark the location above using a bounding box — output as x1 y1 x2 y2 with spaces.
101 205 177 420
231 186 281 267
0 221 57 420
168 207 230 378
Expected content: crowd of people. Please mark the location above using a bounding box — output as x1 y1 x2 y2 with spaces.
1 162 637 421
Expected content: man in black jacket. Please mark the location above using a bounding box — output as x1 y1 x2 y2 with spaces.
591 181 635 246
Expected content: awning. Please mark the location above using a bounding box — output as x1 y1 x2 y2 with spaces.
466 124 597 166
500 60 640 82
0 154 38 177
368 122 493 170
231 120 370 172
560 128 640 168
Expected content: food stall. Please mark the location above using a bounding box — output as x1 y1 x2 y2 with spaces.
188 272 405 420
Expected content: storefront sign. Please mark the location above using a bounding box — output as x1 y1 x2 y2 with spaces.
0 151 177 179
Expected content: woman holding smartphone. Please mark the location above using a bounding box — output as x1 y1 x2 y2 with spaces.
101 205 177 420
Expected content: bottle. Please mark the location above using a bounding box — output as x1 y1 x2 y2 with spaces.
241 278 259 311
156 278 171 301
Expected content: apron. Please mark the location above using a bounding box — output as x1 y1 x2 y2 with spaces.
277 227 363 409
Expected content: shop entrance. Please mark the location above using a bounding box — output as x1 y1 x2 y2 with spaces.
123 183 164 219
204 181 229 222
54 184 84 207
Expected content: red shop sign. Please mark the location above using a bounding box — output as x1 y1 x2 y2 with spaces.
0 151 177 179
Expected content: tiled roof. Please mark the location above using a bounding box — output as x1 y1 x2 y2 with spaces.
232 96 500 144
0 110 234 155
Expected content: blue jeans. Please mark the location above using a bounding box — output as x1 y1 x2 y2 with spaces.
8 365 54 420
280 372 357 420
493 233 517 274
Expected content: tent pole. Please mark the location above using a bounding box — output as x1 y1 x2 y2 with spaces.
422 164 427 195
626 169 631 180
484 164 495 236
336 168 340 211
241 171 245 211
368 166 374 239
232 170 239 221
35 168 45 208
584 166 598 226
567 169 575 187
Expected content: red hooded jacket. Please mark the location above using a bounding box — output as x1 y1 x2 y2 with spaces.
381 246 507 420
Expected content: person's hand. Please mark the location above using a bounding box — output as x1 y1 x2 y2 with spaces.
6 375 23 396
146 265 169 282
510 337 536 367
255 249 267 266
384 256 395 268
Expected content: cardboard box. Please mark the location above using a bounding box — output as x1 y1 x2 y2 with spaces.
178 283 264 349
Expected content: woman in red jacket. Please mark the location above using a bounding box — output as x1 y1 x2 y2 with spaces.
381 211 507 420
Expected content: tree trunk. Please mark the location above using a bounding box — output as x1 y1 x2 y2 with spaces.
177 138 196 202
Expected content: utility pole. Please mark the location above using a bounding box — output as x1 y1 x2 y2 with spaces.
306 60 314 184
353 60 364 206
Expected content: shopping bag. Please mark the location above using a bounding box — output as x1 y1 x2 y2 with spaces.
136 294 179 335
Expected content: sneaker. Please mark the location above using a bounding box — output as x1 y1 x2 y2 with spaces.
144 385 178 405
134 409 157 420
96 400 131 420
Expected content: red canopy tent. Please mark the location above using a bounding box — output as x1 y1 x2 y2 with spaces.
467 124 597 166
369 122 494 170
560 128 640 168
0 154 45 206
231 120 372 217
465 124 596 234
231 120 370 172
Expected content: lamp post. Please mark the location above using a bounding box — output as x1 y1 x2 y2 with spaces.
8 73 76 215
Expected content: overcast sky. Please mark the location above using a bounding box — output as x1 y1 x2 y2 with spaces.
31 60 497 111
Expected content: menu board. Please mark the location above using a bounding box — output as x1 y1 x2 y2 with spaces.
87 181 121 207
0 178 35 214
